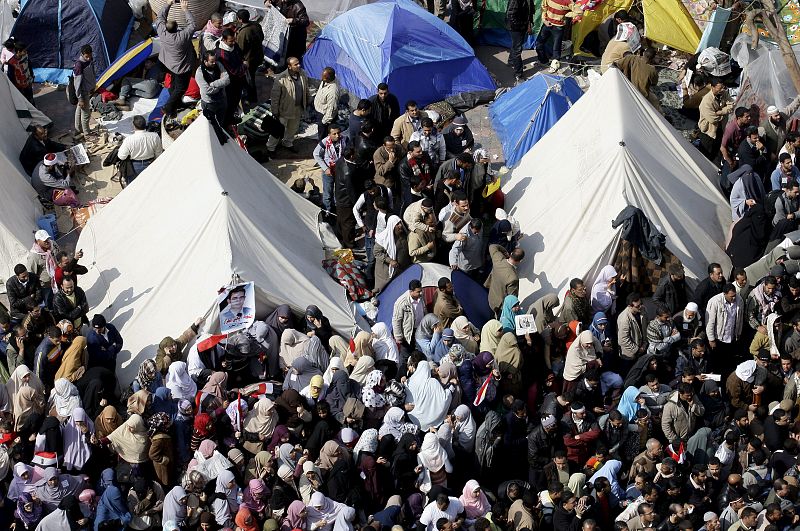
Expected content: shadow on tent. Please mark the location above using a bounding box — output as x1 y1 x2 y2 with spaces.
375 263 492 337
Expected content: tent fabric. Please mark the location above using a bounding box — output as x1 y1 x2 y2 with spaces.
0 72 41 280
642 0 701 54
11 0 134 84
76 116 356 381
96 38 159 90
502 69 731 306
303 0 495 107
735 45 800 121
571 0 632 56
375 263 492 337
489 73 583 168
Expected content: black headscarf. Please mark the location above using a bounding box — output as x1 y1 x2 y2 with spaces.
727 203 770 268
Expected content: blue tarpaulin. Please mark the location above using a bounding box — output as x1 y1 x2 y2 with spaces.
303 0 496 107
489 73 583 168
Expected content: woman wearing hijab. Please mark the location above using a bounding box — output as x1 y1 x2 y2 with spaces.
152 387 178 420
591 265 619 314
350 355 375 387
165 361 197 401
301 374 327 408
362 369 388 412
302 305 334 353
53 335 87 383
266 424 291 455
272 463 301 515
326 371 355 422
563 330 602 389
36 416 63 453
617 386 644 422
14 492 43 530
499 295 523 333
7 364 45 418
391 433 420 495
8 463 40 500
323 356 344 385
106 413 150 465
11 381 45 435
275 388 312 432
416 314 443 360
36 495 87 531
479 320 503 354
299 459 323 504
94 405 122 438
235 506 260 531
243 398 278 454
94 469 132 531
212 469 239 528
436 360 462 408
318 439 342 475
148 412 174 485
280 329 310 370
35 467 85 510
128 477 165 531
132 358 162 393
374 215 411 293
75 367 116 419
452 315 480 354
406 360 454 430
459 480 490 523
325 439 359 505
244 450 274 484
372 322 400 364
589 460 625 506
50 377 81 420
302 334 330 373
727 203 771 269
283 357 323 394
306 491 356 531
589 312 611 345
417 431 452 493
730 164 766 222
62 406 93 472
162 486 189 528
282 500 307 531
126 389 152 417
495 332 524 396
242 479 270 521
530 294 560 335
379 406 417 440
266 304 296 338
453 404 476 453
346 331 375 369
201 371 228 400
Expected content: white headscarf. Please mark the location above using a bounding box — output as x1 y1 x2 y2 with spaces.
375 215 402 276
352 428 379 460
361 370 386 408
453 404 476 452
735 360 757 383
406 361 452 430
766 313 781 356
591 265 618 313
371 322 399 363
62 407 94 471
166 361 197 401
307 491 355 531
418 432 452 473
323 356 345 385
50 378 81 418
226 398 249 432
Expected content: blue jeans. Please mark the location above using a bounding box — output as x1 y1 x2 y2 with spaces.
128 160 152 184
322 170 335 212
536 24 565 62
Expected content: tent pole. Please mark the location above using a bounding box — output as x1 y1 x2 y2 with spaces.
511 87 552 153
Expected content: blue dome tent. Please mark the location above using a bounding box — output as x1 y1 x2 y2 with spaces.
11 0 134 84
303 0 496 107
489 73 583 168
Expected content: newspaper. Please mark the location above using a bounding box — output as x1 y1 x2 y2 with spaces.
62 143 89 165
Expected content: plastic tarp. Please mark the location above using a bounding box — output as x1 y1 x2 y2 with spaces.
696 7 730 52
502 69 731 306
642 0 701 53
304 0 372 24
489 73 583 168
571 0 631 56
76 116 356 381
0 0 18 43
736 45 800 120
303 0 495 106
375 263 492 337
11 0 133 83
0 72 40 280
475 0 537 49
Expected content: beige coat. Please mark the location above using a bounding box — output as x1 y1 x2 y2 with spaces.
485 244 519 312
373 144 405 185
313 80 339 125
563 334 602 382
698 89 733 139
391 110 429 146
270 69 310 120
617 306 648 360
705 292 744 343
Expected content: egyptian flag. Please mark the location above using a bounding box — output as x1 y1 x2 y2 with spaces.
197 333 227 352
474 375 492 407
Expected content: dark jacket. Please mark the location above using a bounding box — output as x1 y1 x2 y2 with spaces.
354 133 378 179
52 286 89 325
236 21 265 66
334 157 359 207
527 425 560 469
692 277 724 314
19 134 67 176
86 323 124 370
553 506 583 531
369 93 400 138
506 0 534 32
653 275 688 315
6 273 41 320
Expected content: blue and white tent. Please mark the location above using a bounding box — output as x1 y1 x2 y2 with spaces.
303 0 495 107
11 0 134 84
489 73 583 168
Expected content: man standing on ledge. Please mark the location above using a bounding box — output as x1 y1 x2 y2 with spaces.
156 0 196 126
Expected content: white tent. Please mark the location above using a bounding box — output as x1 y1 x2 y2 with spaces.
503 68 732 306
0 71 40 281
77 116 357 380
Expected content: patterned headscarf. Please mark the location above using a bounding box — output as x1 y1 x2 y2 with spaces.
148 412 172 437
137 359 158 389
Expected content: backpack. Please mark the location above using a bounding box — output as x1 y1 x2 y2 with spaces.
66 75 78 105
764 189 784 222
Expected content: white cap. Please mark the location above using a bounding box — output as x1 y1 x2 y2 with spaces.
767 105 780 116
34 229 51 241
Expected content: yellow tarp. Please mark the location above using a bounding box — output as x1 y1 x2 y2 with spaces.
571 0 633 56
642 0 702 53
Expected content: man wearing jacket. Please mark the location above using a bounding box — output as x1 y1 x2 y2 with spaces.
618 292 648 366
236 9 264 104
52 278 89 330
267 57 310 153
333 147 359 249
506 0 534 83
86 314 123 372
72 45 96 139
392 279 425 369
6 265 41 322
156 0 196 123
706 284 744 373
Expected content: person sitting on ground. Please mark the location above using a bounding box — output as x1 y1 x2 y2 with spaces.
20 125 67 176
31 153 76 205
112 58 164 109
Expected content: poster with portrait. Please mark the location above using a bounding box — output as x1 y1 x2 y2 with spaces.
217 282 256 334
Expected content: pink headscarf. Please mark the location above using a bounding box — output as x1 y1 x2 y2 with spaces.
243 479 268 513
203 19 223 37
459 480 490 519
283 500 307 531
199 439 216 459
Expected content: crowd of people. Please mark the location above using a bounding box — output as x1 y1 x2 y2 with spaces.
6 2 800 531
